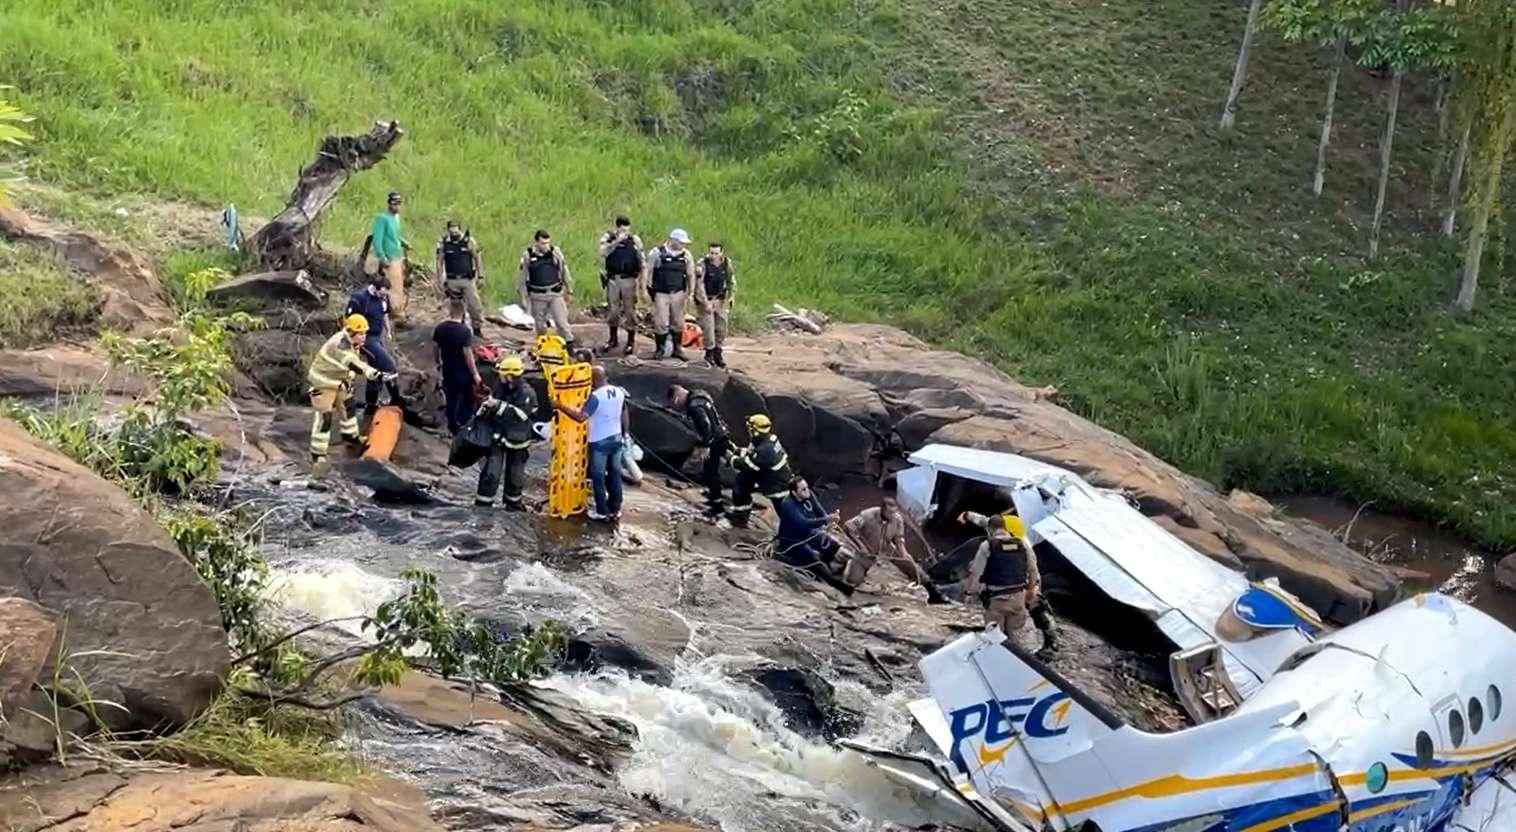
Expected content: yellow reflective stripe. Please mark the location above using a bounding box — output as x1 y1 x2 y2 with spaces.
1346 798 1422 824
1054 764 1319 815
768 452 788 470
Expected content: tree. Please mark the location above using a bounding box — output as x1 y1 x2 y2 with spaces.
1221 0 1269 131
1267 0 1379 196
1360 1 1458 259
0 88 33 204
1453 0 1516 314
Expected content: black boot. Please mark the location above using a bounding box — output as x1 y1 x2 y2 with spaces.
602 324 620 354
925 582 949 605
704 349 716 365
714 347 727 368
670 334 687 361
653 333 667 359
622 330 635 357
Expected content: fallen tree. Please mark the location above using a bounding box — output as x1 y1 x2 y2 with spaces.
249 120 405 270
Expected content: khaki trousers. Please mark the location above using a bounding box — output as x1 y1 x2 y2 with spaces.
699 297 730 349
445 277 487 332
984 591 1030 645
606 277 639 331
365 258 408 317
529 292 574 341
309 385 359 458
652 291 686 334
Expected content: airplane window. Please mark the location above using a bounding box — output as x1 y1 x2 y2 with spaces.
1469 698 1485 735
1449 709 1466 749
1415 731 1434 768
1365 761 1388 794
1490 685 1503 722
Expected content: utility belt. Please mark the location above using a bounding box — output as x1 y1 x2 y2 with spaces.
979 584 1027 604
527 283 564 295
445 271 477 281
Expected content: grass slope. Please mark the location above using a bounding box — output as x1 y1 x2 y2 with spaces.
5 0 1515 547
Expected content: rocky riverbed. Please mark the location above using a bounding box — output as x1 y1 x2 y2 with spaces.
3 197 1494 832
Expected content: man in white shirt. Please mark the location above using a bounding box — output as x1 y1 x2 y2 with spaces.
554 365 630 521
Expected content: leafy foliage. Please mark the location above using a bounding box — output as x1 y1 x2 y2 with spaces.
1266 0 1377 47
0 87 32 202
356 569 567 689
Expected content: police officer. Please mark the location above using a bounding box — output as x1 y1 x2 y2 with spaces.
643 228 697 360
962 514 1056 653
475 355 538 510
693 241 735 368
598 215 644 356
667 384 732 508
518 229 578 350
436 220 486 337
728 414 791 522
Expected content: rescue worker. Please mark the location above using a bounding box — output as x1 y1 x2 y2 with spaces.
432 296 481 434
775 477 854 596
962 513 1057 653
307 315 389 463
642 228 697 360
728 414 791 522
960 510 1059 654
842 494 948 604
344 274 405 416
518 229 578 350
435 220 486 337
598 215 644 356
475 355 537 510
693 241 734 368
367 192 410 323
667 384 731 508
553 366 630 522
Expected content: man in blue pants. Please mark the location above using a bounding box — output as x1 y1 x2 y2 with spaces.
553 365 630 522
345 274 406 415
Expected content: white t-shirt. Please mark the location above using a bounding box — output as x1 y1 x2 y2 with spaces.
583 385 627 444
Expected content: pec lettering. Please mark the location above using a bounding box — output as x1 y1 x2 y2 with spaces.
947 692 1072 773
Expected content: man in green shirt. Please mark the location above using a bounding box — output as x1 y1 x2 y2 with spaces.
367 192 410 322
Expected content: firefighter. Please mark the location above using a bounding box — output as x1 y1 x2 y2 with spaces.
475 355 538 510
728 413 791 522
307 315 389 464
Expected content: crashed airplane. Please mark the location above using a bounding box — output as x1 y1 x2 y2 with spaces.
845 445 1515 831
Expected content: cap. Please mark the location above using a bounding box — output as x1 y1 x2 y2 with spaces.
387 191 402 204
670 228 691 244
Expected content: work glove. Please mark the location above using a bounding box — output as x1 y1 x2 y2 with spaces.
363 367 382 381
382 372 399 383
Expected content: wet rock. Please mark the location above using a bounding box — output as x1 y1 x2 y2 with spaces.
0 418 229 732
234 328 314 402
0 763 442 832
0 597 57 716
208 269 326 307
565 629 673 686
1496 554 1516 593
1 690 89 766
342 458 435 505
1227 489 1277 518
744 665 861 741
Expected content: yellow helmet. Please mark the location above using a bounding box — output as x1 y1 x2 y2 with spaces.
342 314 370 334
1002 514 1027 539
746 414 772 434
497 355 525 377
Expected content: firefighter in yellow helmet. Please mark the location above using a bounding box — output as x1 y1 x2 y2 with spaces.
307 315 389 463
727 413 791 523
960 510 1057 654
475 354 538 510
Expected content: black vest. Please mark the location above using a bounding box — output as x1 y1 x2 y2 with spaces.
651 247 689 294
604 235 641 277
525 248 563 293
701 257 731 299
440 236 475 279
980 537 1029 590
688 390 727 442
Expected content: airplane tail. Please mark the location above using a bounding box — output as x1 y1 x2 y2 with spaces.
920 628 1123 778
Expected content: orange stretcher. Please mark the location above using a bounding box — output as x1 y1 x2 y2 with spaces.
361 405 403 461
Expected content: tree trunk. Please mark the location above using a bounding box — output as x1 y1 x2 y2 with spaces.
1443 122 1472 236
249 120 406 270
1368 70 1404 260
1314 35 1348 197
1220 0 1266 131
1456 116 1515 314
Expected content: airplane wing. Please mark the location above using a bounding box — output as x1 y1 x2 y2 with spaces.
1033 482 1311 701
1452 772 1516 831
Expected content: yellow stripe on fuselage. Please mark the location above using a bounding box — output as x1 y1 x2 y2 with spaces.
1052 764 1319 815
1238 801 1339 832
1347 798 1424 824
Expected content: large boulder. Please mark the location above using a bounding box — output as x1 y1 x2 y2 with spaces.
0 345 144 400
1496 554 1516 593
0 418 229 731
0 765 442 832
0 597 57 717
208 269 326 307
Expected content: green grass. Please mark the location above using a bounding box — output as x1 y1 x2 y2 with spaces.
0 239 97 346
142 689 366 783
5 0 1516 547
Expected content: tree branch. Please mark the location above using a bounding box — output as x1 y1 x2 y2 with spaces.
230 616 368 666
